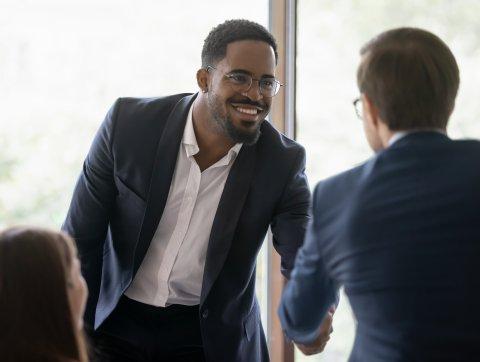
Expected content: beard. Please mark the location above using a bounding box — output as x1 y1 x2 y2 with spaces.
207 93 264 146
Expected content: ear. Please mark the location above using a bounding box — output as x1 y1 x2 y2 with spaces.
361 93 380 129
196 68 209 93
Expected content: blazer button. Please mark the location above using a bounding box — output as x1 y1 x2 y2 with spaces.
202 309 209 319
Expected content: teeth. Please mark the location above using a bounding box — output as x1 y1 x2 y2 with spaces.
236 107 258 115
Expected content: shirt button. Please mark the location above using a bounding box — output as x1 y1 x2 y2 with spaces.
202 309 209 319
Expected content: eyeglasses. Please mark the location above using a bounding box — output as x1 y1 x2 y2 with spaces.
353 97 363 120
206 65 283 98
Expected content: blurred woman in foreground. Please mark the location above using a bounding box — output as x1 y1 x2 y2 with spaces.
0 226 88 362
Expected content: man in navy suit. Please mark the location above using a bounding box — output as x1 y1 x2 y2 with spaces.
279 27 480 361
63 19 329 362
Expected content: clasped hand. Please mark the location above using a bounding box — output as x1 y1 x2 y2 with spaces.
295 306 335 356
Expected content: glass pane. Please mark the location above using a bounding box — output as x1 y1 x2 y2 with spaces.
296 1 480 361
0 0 269 344
256 237 270 335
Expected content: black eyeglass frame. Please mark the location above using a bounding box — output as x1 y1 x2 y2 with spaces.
353 97 363 120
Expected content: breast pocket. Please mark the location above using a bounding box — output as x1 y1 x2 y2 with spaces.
113 176 146 229
115 176 146 207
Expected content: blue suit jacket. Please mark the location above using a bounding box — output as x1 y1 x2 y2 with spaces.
63 93 310 362
279 132 480 361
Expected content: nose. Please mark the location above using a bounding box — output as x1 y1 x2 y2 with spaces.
243 79 263 101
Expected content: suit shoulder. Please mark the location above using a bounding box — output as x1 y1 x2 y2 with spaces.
107 93 194 136
258 121 305 156
452 138 480 151
115 93 193 117
449 139 480 171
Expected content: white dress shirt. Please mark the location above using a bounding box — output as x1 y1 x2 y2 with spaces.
125 105 242 306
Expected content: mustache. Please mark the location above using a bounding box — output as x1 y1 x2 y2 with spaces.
229 98 268 109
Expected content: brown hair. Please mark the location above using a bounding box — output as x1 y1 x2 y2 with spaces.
0 227 88 362
357 27 460 131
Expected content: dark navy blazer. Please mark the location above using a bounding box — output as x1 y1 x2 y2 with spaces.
279 132 480 361
63 93 310 362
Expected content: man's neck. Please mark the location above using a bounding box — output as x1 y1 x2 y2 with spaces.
191 96 236 171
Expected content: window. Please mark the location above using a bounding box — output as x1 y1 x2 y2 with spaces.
0 0 271 345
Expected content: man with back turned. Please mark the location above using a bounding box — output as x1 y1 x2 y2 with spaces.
279 27 480 361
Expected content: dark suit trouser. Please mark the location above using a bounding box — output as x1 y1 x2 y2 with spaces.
88 296 206 362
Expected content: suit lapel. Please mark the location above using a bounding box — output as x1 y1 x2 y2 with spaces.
200 143 257 304
134 94 196 273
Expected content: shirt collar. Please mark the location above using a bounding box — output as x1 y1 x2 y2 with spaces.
182 104 199 157
182 104 243 164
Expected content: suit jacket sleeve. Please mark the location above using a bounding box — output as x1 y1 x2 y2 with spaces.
62 99 119 317
270 146 311 279
277 183 338 344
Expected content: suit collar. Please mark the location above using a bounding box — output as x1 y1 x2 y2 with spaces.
388 130 450 150
388 129 447 147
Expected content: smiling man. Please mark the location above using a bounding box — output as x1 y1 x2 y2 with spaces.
63 20 318 362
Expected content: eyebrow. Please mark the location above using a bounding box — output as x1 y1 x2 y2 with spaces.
227 69 276 79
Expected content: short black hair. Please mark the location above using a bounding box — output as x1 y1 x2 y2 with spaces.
201 19 278 68
357 27 460 131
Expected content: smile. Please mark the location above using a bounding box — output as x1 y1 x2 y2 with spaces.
230 102 264 116
236 107 258 115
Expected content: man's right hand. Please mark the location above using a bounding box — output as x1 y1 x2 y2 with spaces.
294 307 335 356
